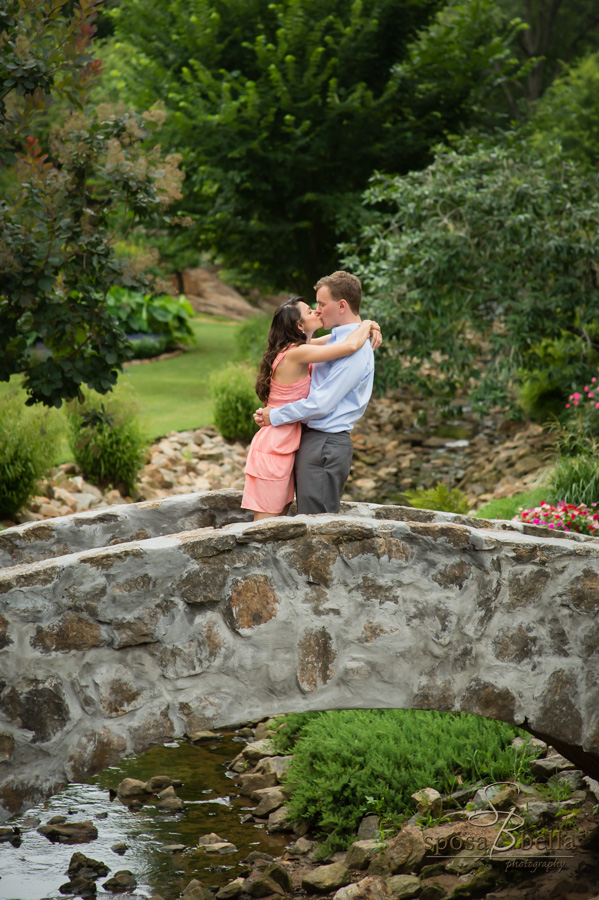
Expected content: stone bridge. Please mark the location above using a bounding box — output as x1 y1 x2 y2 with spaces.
0 490 598 823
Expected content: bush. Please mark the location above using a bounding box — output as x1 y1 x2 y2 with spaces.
106 287 195 351
278 709 533 853
235 313 271 366
210 364 259 443
67 390 148 495
403 482 470 514
0 392 63 519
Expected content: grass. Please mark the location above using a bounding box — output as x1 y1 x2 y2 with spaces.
474 486 550 521
0 318 243 462
122 317 242 438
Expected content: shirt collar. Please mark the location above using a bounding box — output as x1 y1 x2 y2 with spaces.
330 322 361 340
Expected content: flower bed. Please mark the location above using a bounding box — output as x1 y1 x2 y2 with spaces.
514 500 599 536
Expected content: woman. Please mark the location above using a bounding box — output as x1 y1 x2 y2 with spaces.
242 296 378 520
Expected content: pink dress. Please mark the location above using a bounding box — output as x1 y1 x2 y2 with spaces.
242 350 311 514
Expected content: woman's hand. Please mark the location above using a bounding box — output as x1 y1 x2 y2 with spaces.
366 319 383 350
362 319 383 350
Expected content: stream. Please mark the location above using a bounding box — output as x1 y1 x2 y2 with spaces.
0 730 289 900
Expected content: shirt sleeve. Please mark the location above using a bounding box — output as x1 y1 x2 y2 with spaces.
269 347 370 427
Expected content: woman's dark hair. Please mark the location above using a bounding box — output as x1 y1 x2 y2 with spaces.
255 297 307 404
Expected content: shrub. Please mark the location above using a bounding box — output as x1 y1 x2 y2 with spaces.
210 364 259 443
67 390 148 495
0 392 63 519
279 709 531 853
106 287 195 352
235 313 271 366
403 482 470 514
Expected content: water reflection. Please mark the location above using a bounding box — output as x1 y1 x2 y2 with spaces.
0 732 289 900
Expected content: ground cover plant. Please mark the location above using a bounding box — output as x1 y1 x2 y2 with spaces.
105 288 195 358
272 709 537 854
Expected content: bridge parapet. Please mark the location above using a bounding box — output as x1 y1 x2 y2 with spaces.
0 494 598 822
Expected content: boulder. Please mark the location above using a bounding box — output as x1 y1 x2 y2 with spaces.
302 863 351 894
241 739 277 763
254 756 294 782
216 878 246 900
67 851 110 878
334 876 393 900
59 875 97 897
198 832 237 854
179 267 260 321
385 875 422 900
187 730 221 743
116 777 151 798
145 775 174 793
238 772 278 795
102 870 137 892
411 788 442 818
181 880 215 900
530 754 574 780
357 816 381 841
252 787 287 817
246 861 293 897
267 804 294 832
345 840 384 870
38 820 98 844
384 827 426 875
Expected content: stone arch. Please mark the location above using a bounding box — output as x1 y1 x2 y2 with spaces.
0 492 598 821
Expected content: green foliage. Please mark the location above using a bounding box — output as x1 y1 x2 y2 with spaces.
548 454 599 507
0 391 63 519
390 0 530 144
403 482 470 514
281 709 529 853
111 0 537 291
106 287 195 351
235 314 271 367
210 364 259 443
532 51 599 170
344 137 599 407
0 0 185 407
517 336 599 422
67 389 148 494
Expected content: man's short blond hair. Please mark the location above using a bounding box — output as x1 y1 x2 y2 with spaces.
314 270 362 314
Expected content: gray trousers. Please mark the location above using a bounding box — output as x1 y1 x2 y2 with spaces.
294 427 353 514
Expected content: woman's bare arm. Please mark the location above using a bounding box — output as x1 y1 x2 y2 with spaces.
288 320 378 364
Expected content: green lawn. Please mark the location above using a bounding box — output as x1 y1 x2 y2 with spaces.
473 486 550 520
122 317 242 438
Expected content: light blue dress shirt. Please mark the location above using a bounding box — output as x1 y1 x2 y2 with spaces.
269 323 374 432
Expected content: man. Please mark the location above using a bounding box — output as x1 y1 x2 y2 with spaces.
254 270 377 514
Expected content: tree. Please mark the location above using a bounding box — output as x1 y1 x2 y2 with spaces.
342 137 599 408
531 50 599 170
0 0 184 407
497 0 599 107
111 0 450 293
